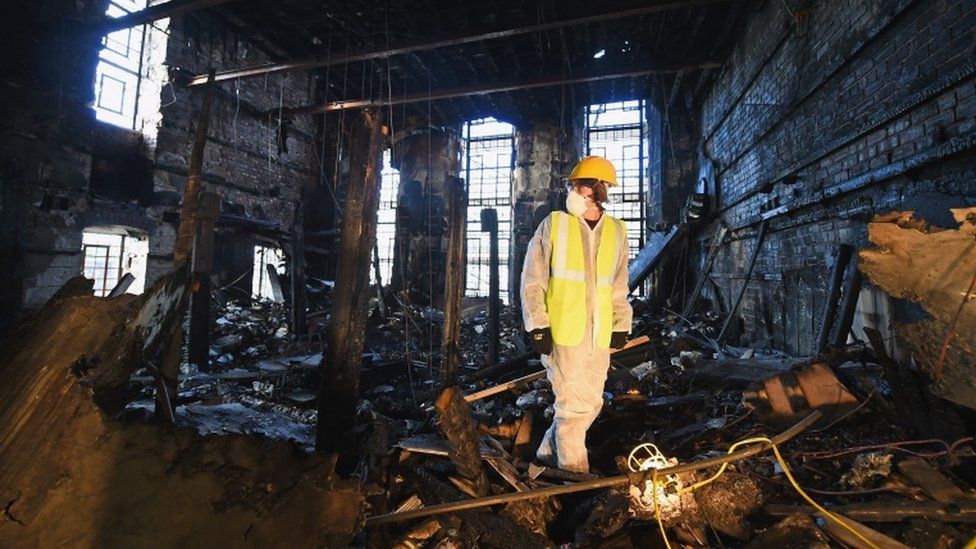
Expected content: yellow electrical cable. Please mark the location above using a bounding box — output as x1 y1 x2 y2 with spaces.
962 533 976 549
651 469 671 549
642 437 880 549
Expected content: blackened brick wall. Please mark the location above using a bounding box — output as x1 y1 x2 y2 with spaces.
698 0 976 354
0 2 318 322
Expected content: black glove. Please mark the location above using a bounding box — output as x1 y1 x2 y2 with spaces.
610 332 629 350
528 328 554 355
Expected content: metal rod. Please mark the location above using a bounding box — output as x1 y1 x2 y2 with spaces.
188 0 732 86
681 224 728 319
717 221 768 341
367 412 821 526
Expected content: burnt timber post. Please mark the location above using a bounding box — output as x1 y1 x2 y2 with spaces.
481 208 500 366
816 244 854 354
292 197 307 336
159 70 215 413
440 175 467 387
317 108 384 453
188 191 220 369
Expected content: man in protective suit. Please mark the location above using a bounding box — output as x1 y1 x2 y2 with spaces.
520 155 632 473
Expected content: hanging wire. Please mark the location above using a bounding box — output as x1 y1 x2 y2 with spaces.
426 62 435 382
232 77 240 144
382 1 415 403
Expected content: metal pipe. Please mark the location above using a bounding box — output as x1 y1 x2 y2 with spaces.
366 410 822 525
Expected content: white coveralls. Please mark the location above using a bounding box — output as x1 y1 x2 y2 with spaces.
520 212 632 473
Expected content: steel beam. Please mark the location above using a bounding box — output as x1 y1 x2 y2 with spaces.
280 63 719 116
90 0 234 34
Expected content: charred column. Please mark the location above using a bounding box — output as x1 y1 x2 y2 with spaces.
440 176 467 387
481 208 500 365
159 71 215 410
291 197 307 336
188 191 220 369
511 117 580 313
390 122 462 307
317 108 384 453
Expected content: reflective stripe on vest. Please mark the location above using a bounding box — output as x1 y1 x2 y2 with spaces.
545 211 625 348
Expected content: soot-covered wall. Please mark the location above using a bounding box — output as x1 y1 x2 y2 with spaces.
698 0 976 354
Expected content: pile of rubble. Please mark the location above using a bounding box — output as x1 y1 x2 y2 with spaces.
111 288 975 547
346 303 976 547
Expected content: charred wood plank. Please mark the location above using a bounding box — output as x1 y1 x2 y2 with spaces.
435 387 489 497
628 223 685 292
440 176 467 388
160 71 216 412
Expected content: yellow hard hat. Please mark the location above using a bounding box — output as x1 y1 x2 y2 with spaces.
568 155 617 186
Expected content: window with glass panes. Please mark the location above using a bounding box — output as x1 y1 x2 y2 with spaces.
94 0 148 128
585 100 646 262
82 232 125 297
374 150 400 285
464 118 513 303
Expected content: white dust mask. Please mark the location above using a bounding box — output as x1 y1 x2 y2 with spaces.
566 189 589 218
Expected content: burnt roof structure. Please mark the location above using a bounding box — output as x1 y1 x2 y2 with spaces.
188 0 750 124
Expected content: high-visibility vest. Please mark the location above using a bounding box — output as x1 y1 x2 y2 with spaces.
545 211 625 348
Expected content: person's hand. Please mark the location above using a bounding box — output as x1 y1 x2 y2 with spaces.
610 332 628 350
528 328 554 355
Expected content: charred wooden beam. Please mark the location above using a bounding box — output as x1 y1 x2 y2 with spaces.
188 0 732 85
160 71 215 411
173 71 216 266
291 199 307 336
280 63 720 116
317 108 384 454
434 387 489 497
831 268 863 348
188 191 220 370
440 176 467 387
815 244 853 354
90 0 234 35
368 411 821 525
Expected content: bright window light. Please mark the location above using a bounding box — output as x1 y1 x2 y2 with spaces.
464 118 514 304
253 245 285 302
81 227 148 297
